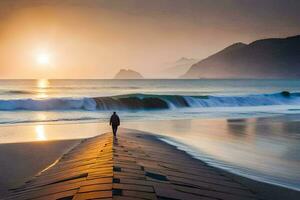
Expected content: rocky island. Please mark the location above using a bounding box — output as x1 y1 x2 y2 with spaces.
114 69 144 79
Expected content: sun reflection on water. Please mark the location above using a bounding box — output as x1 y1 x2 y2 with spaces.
37 113 47 121
35 125 47 141
36 79 49 98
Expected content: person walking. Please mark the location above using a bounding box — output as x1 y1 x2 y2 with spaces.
110 112 120 137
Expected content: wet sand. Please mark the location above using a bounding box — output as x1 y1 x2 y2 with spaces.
3 129 299 200
224 172 300 200
0 139 81 197
124 117 300 191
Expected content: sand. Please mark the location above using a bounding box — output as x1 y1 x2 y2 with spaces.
0 139 81 197
224 172 300 200
3 129 299 200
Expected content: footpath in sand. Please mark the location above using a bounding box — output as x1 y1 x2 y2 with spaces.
4 129 260 200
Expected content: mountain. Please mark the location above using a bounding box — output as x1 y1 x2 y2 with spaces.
160 57 198 78
114 69 144 79
182 35 300 79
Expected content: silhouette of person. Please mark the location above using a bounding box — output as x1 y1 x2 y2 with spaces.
110 112 120 137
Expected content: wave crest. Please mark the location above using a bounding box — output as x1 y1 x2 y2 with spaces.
0 92 299 111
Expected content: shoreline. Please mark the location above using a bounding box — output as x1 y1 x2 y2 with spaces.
123 117 300 194
3 129 299 200
0 139 81 197
153 133 300 200
158 135 300 192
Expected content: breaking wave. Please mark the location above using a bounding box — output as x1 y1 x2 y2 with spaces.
0 91 299 111
0 117 102 125
0 90 34 95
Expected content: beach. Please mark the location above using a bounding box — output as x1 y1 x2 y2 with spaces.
1 128 299 199
0 79 300 199
124 117 300 191
0 139 80 197
0 0 299 199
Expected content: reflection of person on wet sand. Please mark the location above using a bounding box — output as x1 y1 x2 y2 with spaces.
226 119 247 137
110 112 120 138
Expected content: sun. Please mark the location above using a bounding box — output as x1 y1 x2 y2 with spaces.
36 53 50 65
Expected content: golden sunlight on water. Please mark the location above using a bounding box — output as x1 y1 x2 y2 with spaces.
36 79 50 98
37 113 47 121
0 123 111 143
35 125 47 141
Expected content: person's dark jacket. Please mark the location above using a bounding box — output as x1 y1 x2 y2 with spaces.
110 114 120 127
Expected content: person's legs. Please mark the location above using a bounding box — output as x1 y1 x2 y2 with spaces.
112 126 115 136
115 126 118 135
112 125 117 137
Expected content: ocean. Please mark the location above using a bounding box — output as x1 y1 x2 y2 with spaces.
1 79 300 124
0 79 299 191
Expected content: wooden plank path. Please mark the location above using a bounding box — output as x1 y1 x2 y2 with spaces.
4 129 260 200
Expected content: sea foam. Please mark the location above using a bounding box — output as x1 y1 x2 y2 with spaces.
0 92 299 111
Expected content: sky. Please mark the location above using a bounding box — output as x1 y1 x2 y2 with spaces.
0 0 299 79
